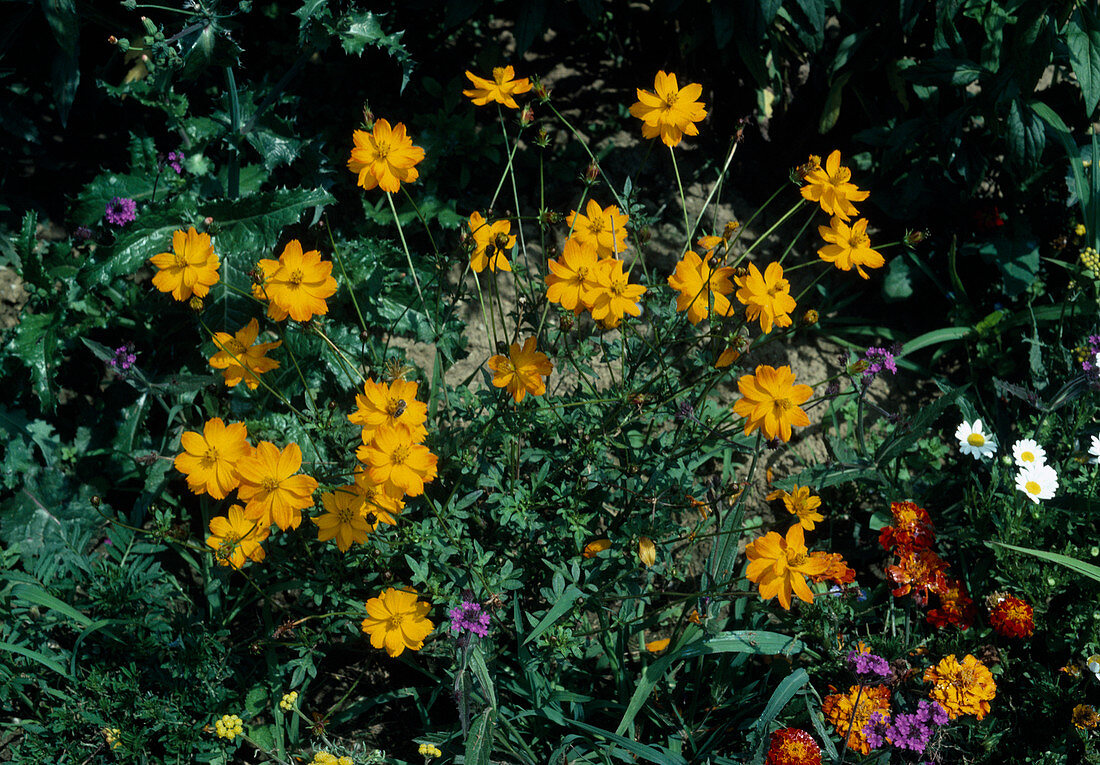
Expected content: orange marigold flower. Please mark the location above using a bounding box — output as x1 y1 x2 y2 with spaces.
734 262 796 335
566 199 629 259
352 468 406 525
817 216 885 279
667 250 736 325
766 485 824 530
236 441 319 531
800 150 870 221
733 364 813 443
886 548 948 605
173 417 250 499
149 227 221 302
208 318 282 389
764 727 822 765
348 378 429 443
638 536 656 567
924 654 996 720
821 685 892 755
546 238 601 313
467 211 515 273
582 538 611 558
987 593 1035 639
348 119 425 193
358 425 438 498
314 486 376 552
879 500 936 551
463 66 532 109
255 240 338 323
361 587 434 657
926 577 975 630
487 336 554 403
628 70 707 147
744 524 829 610
1073 704 1100 729
587 258 647 328
206 504 269 569
808 552 856 586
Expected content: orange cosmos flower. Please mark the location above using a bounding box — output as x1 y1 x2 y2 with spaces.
463 66 532 109
821 685 891 755
800 150 869 221
546 238 601 313
733 364 813 442
255 240 338 323
924 654 996 720
359 425 438 498
352 468 405 525
361 587 434 657
347 119 425 193
817 216 885 279
734 262 796 334
173 417 250 499
566 199 629 259
764 728 822 765
208 318 281 389
487 336 554 403
348 378 428 443
583 538 612 558
206 504 269 569
313 486 376 552
645 637 671 652
588 258 647 328
667 250 736 325
149 227 221 302
628 71 707 147
236 441 319 531
765 485 824 530
744 524 829 609
467 211 515 272
987 593 1034 638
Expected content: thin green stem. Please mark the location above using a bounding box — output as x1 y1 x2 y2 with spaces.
385 192 434 333
324 217 369 338
668 145 692 247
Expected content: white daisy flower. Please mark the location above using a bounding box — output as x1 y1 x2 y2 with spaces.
1016 463 1058 504
1089 434 1100 464
955 419 998 460
1011 438 1047 468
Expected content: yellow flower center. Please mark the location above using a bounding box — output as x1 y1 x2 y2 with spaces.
787 550 807 566
967 433 985 447
386 397 404 416
286 268 304 288
174 252 187 268
663 91 679 108
609 277 628 296
775 397 793 412
392 444 410 465
225 339 246 355
1021 451 1035 462
203 446 220 463
847 234 866 249
575 265 589 279
336 506 355 524
1025 480 1041 495
389 614 405 628
375 139 391 160
261 477 281 492
587 218 607 236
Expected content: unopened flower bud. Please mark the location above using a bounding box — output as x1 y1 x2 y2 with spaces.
904 229 928 247
189 295 204 311
584 161 600 183
533 79 550 101
494 232 511 251
519 105 534 127
558 312 574 331
535 126 550 148
801 309 819 325
108 35 118 45
722 220 740 240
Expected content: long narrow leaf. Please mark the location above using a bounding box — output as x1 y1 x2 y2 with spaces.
0 641 72 679
569 719 688 765
12 584 92 627
521 585 582 646
989 541 1100 583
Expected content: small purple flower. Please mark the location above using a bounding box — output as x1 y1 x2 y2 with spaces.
863 345 898 379
107 343 138 375
105 197 137 227
448 600 490 638
847 649 891 681
74 225 93 240
167 151 185 174
862 701 948 756
1083 335 1100 373
863 710 890 749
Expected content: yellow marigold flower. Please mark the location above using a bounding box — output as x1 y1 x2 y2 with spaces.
733 364 813 442
102 727 121 750
1073 704 1100 729
255 240 338 323
924 654 996 720
348 118 425 193
628 70 707 147
588 258 647 328
314 486 376 552
236 441 319 531
744 524 829 609
734 262 795 335
765 485 824 530
213 714 243 740
352 468 405 525
206 504 269 569
309 752 353 765
487 336 554 403
582 538 611 558
638 536 656 567
358 425 438 498
173 417 250 499
821 685 891 755
149 226 221 302
800 150 869 221
566 199 629 259
546 237 601 313
645 637 671 652
418 743 444 758
468 211 515 272
361 587 434 657
667 250 736 325
463 66 532 109
208 318 282 389
817 217 885 279
348 378 429 443
278 691 298 711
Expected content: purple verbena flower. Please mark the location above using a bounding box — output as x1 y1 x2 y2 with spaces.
448 600 490 638
105 197 137 227
167 151 184 174
863 346 898 379
863 710 890 749
107 343 138 375
1083 335 1100 374
74 225 93 240
847 649 891 681
862 700 949 756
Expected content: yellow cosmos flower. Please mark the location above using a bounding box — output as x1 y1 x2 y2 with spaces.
765 485 824 530
173 417 250 499
566 200 629 259
800 150 870 221
251 257 289 321
255 240 338 322
582 538 612 558
667 250 736 325
360 587 434 657
817 217 885 279
924 654 996 720
744 524 829 609
236 441 319 531
733 364 813 442
587 258 647 328
463 66 532 109
487 336 554 403
313 486 376 552
734 262 796 335
206 504 269 569
149 227 221 302
545 237 601 313
352 467 406 525
347 118 425 193
208 318 282 389
348 378 428 443
638 536 656 567
359 425 438 498
628 71 707 147
468 211 515 273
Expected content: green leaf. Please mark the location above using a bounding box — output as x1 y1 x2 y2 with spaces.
0 640 72 680
245 122 304 172
468 643 498 709
899 327 972 355
568 719 687 765
753 669 810 737
903 55 985 86
522 584 582 646
989 542 1100 584
465 708 494 765
1067 8 1100 118
72 173 159 226
1006 98 1045 170
819 72 852 133
339 11 414 92
882 255 913 301
9 312 58 410
875 385 965 467
11 583 92 626
679 630 804 658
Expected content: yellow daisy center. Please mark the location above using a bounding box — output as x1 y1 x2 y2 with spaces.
967 433 985 447
1025 480 1041 495
202 446 220 463
261 477 280 492
609 277 628 296
1021 451 1035 462
375 139 391 159
775 397 793 412
389 613 405 628
174 252 187 268
391 444 410 465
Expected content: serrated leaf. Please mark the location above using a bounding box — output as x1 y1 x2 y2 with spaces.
10 312 58 410
245 123 304 172
72 172 159 226
465 708 495 765
1067 8 1100 118
339 11 414 92
1006 98 1045 171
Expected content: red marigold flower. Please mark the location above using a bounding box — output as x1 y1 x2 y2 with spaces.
764 727 822 765
886 548 948 605
987 593 1035 638
808 551 856 586
878 500 936 551
926 577 975 630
